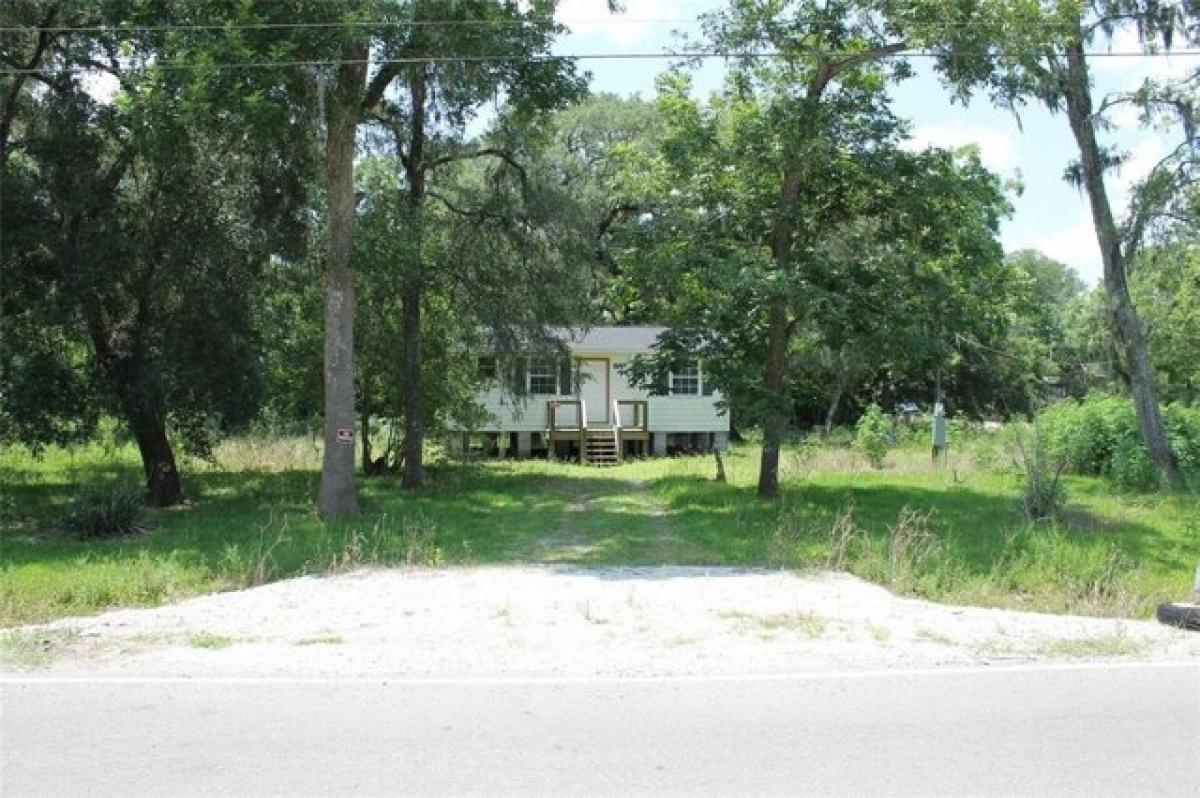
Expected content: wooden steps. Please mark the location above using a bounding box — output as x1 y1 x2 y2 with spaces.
584 428 619 466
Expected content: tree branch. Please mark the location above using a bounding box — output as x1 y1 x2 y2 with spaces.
425 146 528 185
597 203 640 237
1 5 60 162
362 62 401 113
828 41 908 77
426 188 517 227
804 41 907 99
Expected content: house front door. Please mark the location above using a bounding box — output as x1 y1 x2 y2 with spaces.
578 359 608 425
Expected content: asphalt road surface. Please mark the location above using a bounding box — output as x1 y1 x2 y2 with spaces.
3 663 1197 796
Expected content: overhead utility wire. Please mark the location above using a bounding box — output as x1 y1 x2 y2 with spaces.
2 17 1195 33
2 12 1195 34
3 48 1199 75
0 19 709 33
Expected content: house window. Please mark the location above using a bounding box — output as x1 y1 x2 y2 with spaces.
528 358 559 395
478 356 497 381
670 361 701 396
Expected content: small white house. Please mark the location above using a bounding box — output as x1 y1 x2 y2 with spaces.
448 326 729 464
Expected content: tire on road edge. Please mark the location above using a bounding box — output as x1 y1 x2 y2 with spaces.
1156 602 1200 631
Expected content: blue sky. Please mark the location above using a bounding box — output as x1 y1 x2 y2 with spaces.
554 0 1198 285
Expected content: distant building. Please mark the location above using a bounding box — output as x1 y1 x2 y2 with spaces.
448 326 730 464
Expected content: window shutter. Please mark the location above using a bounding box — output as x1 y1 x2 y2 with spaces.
511 357 528 395
702 364 715 396
559 358 573 395
654 370 669 397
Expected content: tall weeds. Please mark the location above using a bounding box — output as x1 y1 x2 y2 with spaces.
1012 421 1066 522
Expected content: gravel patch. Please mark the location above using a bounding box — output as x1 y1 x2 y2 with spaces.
7 566 1199 677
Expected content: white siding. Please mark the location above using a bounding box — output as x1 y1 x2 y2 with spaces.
458 350 728 434
475 385 570 432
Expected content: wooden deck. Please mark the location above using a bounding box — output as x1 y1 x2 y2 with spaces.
546 399 648 464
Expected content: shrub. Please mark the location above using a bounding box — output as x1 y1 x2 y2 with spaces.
1013 423 1066 522
58 483 146 540
854 404 891 469
1109 438 1157 492
1163 403 1200 473
1039 394 1133 475
1038 394 1200 487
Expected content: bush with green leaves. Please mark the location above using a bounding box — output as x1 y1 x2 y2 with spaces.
1109 438 1157 492
1163 403 1200 473
58 483 147 540
854 404 891 468
1038 394 1200 489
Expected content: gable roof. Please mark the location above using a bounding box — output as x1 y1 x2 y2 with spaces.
551 325 667 353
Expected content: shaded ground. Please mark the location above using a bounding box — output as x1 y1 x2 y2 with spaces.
534 477 702 563
3 441 1197 626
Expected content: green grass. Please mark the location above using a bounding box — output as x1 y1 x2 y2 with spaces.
188 632 234 650
718 608 827 638
2 434 1196 627
1028 632 1151 659
975 630 1152 660
0 628 81 669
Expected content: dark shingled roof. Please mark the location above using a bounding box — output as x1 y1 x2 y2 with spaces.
550 325 667 353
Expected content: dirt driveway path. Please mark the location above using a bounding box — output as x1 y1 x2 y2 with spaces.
533 477 701 563
5 566 1197 677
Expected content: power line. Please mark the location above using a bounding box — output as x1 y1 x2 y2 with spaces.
0 13 1190 35
0 18 708 34
3 49 1199 76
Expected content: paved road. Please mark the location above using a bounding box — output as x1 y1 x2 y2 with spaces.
3 663 1197 796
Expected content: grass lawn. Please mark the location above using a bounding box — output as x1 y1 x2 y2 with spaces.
2 434 1196 626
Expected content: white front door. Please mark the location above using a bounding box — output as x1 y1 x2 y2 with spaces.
578 359 608 425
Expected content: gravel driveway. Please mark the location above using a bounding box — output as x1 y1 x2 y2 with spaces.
5 566 1198 677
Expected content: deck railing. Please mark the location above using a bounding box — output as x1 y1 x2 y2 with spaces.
546 398 587 431
616 400 648 431
546 398 587 463
612 399 623 462
546 398 647 463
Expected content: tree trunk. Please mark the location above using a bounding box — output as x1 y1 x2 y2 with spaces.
757 299 790 499
400 68 428 490
317 53 367 519
1062 38 1185 490
757 156 805 499
360 402 372 475
400 276 424 488
128 401 183 507
823 379 845 438
78 290 183 508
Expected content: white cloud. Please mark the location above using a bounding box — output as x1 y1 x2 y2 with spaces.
1112 136 1165 198
555 0 687 46
1006 136 1168 286
1105 98 1144 129
1092 24 1196 86
904 120 1020 174
1009 214 1103 285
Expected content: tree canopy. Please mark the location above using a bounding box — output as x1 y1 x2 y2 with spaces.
3 0 1196 507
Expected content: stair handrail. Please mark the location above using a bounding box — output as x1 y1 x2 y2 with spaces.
612 399 623 433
